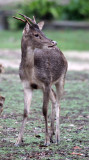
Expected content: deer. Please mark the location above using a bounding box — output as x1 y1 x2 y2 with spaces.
0 64 5 115
13 14 68 146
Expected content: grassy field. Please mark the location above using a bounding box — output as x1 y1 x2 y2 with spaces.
0 29 89 159
0 29 89 50
0 69 89 159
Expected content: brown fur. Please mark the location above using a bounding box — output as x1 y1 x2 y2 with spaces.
14 15 68 146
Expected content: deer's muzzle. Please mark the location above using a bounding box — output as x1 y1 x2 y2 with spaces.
48 41 57 47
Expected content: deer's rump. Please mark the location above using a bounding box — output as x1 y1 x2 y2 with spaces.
34 48 67 84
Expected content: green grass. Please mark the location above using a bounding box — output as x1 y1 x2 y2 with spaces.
0 30 21 49
0 70 89 159
0 29 89 50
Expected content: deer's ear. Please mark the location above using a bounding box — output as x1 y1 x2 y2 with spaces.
23 23 30 34
38 21 44 30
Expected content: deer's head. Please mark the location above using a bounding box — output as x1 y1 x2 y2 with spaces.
13 14 57 49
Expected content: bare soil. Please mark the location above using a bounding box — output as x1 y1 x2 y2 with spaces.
0 49 89 71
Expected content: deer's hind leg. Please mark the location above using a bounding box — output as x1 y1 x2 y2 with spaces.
55 75 65 144
15 81 32 146
49 89 56 143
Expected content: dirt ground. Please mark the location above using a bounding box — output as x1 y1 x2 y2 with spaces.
0 49 89 71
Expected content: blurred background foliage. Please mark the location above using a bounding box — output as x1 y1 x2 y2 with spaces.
62 0 89 20
8 0 89 29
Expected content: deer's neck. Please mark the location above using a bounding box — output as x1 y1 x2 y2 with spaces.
25 46 34 66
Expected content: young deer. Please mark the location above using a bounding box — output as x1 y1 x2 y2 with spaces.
13 14 68 146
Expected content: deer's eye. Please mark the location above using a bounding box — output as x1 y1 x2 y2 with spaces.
34 34 39 37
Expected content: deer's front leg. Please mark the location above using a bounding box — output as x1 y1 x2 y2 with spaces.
43 86 50 146
15 81 32 146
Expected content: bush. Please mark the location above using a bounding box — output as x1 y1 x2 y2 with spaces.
22 0 61 20
11 0 89 30
62 0 89 20
16 0 62 29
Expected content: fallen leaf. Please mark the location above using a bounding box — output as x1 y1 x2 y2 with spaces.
70 152 83 156
77 126 83 130
69 124 75 127
73 146 81 150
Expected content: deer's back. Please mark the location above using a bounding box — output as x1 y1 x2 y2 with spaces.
34 47 67 84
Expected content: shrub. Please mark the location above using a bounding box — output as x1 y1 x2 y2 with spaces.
63 0 89 20
11 0 89 30
16 0 62 29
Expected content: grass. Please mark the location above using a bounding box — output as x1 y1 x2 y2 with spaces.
0 29 89 50
0 69 89 159
0 28 89 159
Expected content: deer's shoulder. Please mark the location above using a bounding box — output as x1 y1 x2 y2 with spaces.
34 47 66 63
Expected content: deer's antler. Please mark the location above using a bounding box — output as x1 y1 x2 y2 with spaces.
18 13 36 25
13 16 26 23
13 14 31 25
33 16 36 23
13 14 37 27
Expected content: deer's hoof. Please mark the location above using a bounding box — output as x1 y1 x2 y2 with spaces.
14 143 20 147
55 139 60 145
14 139 24 147
44 141 50 146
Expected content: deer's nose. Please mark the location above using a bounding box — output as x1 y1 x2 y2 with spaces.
52 41 57 45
